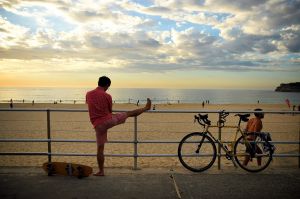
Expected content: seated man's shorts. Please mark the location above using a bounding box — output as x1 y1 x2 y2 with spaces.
95 112 128 146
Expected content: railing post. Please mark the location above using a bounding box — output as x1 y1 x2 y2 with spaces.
218 111 222 170
298 117 300 168
133 116 138 170
47 109 52 162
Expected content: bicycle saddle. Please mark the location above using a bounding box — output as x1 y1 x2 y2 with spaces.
235 114 250 122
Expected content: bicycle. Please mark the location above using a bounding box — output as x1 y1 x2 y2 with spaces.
178 112 274 172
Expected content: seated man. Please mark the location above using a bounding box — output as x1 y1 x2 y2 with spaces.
243 108 264 166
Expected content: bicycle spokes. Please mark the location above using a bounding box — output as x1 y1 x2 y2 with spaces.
195 146 200 154
234 133 272 172
178 133 216 172
195 135 206 154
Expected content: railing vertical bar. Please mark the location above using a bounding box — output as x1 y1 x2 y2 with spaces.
218 112 221 170
47 109 51 162
133 116 138 170
298 117 300 168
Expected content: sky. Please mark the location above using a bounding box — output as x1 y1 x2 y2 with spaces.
0 0 299 89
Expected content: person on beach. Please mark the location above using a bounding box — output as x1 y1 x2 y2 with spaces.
243 108 264 166
9 100 13 108
86 76 151 176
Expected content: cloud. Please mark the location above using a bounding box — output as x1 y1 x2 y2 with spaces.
281 26 300 52
0 16 30 48
205 0 268 11
0 0 299 75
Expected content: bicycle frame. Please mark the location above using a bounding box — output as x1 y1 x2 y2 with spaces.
199 120 253 165
201 128 232 155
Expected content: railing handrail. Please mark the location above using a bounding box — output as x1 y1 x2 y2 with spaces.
0 108 299 169
0 108 299 114
0 138 299 144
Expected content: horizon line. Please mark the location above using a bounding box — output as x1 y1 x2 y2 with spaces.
0 86 275 91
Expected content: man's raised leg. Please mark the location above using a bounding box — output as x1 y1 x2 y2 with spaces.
126 98 151 117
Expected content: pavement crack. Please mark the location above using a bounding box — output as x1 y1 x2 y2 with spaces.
170 174 182 199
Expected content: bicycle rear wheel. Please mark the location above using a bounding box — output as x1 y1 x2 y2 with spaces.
234 133 273 172
178 132 216 172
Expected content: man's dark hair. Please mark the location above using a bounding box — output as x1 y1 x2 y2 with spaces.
98 76 111 87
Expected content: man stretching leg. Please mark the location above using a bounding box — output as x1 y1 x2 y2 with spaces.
86 76 151 176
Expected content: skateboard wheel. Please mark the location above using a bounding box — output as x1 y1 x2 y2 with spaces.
46 163 54 176
65 164 74 176
77 166 84 179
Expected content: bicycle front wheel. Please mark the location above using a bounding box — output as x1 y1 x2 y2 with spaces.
178 132 216 172
234 133 273 172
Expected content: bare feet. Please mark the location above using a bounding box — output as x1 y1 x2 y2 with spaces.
145 98 151 110
93 171 105 176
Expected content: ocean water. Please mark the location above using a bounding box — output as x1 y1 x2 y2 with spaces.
0 87 299 104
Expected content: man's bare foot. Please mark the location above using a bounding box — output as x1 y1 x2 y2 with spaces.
93 171 105 176
145 98 151 110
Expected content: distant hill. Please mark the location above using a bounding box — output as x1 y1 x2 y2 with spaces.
275 82 300 92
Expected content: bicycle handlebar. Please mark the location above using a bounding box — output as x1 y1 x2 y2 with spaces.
194 114 211 126
218 110 229 127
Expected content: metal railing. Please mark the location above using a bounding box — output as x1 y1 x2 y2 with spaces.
0 108 299 170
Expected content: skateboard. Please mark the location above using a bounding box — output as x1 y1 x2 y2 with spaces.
42 162 93 179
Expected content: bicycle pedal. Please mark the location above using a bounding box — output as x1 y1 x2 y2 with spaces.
232 161 238 168
225 150 232 160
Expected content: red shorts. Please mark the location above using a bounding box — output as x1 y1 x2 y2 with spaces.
94 112 128 146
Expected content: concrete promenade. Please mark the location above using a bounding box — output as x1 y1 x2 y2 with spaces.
0 167 299 199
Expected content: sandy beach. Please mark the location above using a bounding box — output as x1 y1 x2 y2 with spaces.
0 102 299 169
